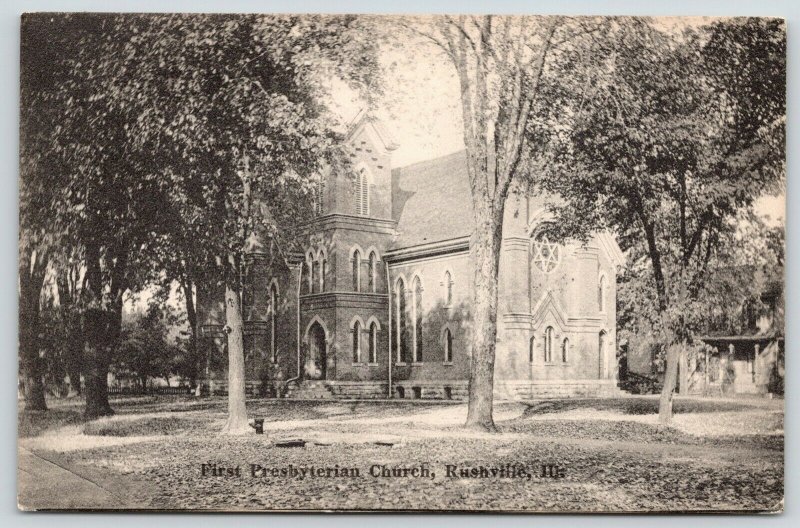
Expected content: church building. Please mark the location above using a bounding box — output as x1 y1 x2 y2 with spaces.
197 115 625 399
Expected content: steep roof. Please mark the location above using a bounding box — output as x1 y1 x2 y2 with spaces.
391 150 473 249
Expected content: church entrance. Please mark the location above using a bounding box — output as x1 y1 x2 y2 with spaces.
306 322 327 380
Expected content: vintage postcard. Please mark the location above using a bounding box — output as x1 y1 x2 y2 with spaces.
18 13 784 512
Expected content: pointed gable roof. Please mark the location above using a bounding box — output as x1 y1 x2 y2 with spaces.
345 110 399 152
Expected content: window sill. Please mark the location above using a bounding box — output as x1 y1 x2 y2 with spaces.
443 362 454 366
395 362 408 366
367 362 379 367
411 362 424 366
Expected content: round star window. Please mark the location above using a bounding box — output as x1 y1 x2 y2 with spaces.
532 232 561 273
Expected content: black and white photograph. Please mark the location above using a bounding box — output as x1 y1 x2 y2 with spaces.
17 11 785 512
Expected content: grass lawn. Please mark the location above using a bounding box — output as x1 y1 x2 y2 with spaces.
18 395 783 512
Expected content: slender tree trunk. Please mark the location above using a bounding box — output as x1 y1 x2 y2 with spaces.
182 279 201 384
465 213 503 432
221 282 249 434
66 336 83 397
19 248 48 411
659 343 680 425
678 346 689 395
57 272 83 397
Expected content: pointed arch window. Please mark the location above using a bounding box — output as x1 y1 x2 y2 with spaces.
369 322 378 363
598 275 607 312
412 277 423 362
443 271 453 306
269 283 278 362
301 261 309 295
544 327 554 363
599 331 607 378
311 259 318 294
321 257 328 292
395 279 408 363
352 250 361 291
355 170 369 216
561 337 569 363
368 252 377 293
444 328 453 363
352 320 362 363
529 336 535 363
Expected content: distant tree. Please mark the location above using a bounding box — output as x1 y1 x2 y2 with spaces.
114 304 175 390
538 18 785 424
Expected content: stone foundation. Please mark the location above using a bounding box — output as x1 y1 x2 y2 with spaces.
198 378 621 400
392 380 469 400
325 381 388 399
495 379 621 399
202 379 287 397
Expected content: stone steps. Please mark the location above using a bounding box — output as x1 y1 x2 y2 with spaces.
284 381 335 399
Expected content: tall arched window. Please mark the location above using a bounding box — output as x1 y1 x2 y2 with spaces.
369 322 378 363
598 331 607 378
444 328 453 363
354 170 369 216
311 259 318 294
269 283 278 362
352 320 362 363
412 277 423 362
321 258 328 292
561 337 569 363
352 250 361 291
443 271 453 306
301 261 309 295
598 275 607 312
396 279 407 362
368 252 377 292
529 336 535 363
544 327 554 362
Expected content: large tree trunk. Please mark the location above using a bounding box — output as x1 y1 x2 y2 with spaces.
658 343 681 425
81 244 125 419
465 215 503 432
221 282 249 434
19 248 48 411
83 307 115 418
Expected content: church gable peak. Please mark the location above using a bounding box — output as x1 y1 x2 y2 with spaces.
345 111 399 153
531 291 568 330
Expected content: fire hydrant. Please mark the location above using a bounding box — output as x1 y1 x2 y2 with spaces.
249 418 265 434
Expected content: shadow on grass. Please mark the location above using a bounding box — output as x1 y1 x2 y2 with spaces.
18 409 87 438
520 398 764 417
